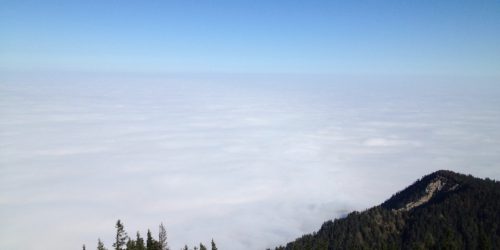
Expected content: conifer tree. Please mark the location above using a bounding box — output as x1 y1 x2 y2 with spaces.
199 243 207 250
158 223 169 250
97 238 108 250
146 230 153 250
136 232 146 250
146 229 159 250
126 238 136 250
83 244 86 250
113 220 128 250
210 239 217 250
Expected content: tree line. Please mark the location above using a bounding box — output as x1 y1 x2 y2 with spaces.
82 220 218 250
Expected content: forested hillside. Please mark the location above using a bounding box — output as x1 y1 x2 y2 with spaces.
273 170 500 250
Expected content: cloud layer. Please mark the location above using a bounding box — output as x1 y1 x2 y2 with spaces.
1 73 500 250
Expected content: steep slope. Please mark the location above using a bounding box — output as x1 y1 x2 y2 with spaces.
273 170 500 250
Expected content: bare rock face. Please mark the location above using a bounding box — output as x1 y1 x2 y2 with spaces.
399 177 445 211
381 170 462 211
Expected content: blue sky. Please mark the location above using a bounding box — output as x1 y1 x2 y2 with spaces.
1 0 499 75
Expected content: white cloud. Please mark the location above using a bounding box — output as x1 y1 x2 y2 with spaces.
1 73 500 250
35 147 110 156
362 138 421 147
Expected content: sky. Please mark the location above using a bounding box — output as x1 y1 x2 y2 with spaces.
1 1 500 250
1 0 500 75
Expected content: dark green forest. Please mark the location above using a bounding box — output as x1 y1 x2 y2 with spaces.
83 220 217 250
273 170 500 250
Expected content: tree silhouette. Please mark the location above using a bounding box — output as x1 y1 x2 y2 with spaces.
113 220 128 250
97 238 107 250
158 223 169 250
210 239 217 250
136 232 146 250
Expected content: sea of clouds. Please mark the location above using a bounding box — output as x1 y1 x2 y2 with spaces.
1 72 500 250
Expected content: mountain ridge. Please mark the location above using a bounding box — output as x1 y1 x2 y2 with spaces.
273 170 500 250
382 170 463 211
